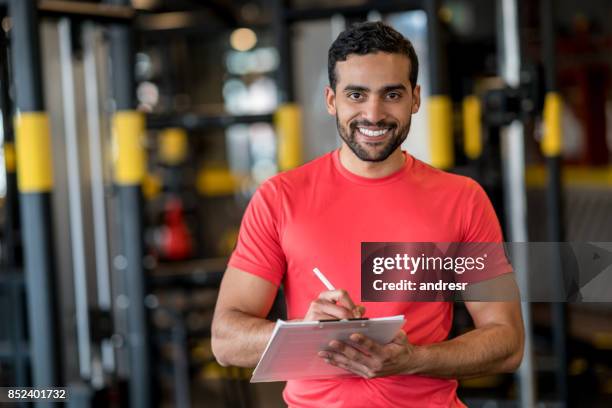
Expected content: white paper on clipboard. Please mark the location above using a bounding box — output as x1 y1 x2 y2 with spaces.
251 315 406 382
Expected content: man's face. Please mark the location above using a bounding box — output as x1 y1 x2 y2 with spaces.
325 52 421 162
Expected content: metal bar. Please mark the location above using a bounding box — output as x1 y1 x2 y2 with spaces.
425 0 443 95
8 274 28 394
0 26 25 392
9 1 62 401
107 0 152 405
58 17 93 380
541 0 568 404
171 314 190 408
136 10 230 34
425 0 453 169
38 0 134 22
497 0 535 407
83 21 116 374
83 21 112 316
541 0 557 94
0 10 18 271
107 2 134 111
10 0 43 111
284 0 423 22
117 185 150 408
146 112 274 130
273 0 293 103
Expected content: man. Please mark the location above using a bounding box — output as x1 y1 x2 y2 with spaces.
212 22 524 407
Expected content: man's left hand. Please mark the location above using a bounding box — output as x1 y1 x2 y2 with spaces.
318 330 415 379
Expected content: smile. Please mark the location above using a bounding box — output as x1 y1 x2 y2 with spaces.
357 127 390 137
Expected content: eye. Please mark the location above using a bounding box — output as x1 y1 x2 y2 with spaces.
347 92 363 101
386 92 401 100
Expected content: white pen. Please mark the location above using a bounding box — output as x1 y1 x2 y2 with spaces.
312 267 335 291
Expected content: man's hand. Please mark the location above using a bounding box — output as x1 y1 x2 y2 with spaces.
318 330 414 379
303 289 365 321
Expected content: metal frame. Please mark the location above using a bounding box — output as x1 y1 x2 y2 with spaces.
0 6 28 400
58 17 93 380
107 0 152 406
147 112 274 130
38 0 134 23
1 0 138 404
9 0 63 401
497 0 535 407
541 0 568 404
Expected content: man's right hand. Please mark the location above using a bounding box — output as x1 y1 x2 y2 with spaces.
303 289 365 321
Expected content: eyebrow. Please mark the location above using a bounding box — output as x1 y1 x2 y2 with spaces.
343 84 408 93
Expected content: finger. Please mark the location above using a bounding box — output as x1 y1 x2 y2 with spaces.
314 300 354 319
392 329 408 345
319 351 372 378
318 289 357 312
354 305 366 318
328 340 378 368
332 359 370 379
304 311 342 321
323 357 363 376
349 333 382 355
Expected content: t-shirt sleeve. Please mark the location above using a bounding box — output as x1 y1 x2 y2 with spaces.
457 178 513 283
461 178 505 243
227 178 286 286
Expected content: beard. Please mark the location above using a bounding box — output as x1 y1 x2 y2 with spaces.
336 115 411 162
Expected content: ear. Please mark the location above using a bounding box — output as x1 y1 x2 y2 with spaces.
324 85 337 116
411 85 421 114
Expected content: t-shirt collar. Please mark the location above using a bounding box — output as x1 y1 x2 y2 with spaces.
331 148 413 185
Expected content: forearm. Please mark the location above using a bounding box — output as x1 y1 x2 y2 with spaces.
211 308 275 367
407 323 523 379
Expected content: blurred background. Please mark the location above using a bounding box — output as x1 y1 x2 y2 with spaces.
0 0 611 407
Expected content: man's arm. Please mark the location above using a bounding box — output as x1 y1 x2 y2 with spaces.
212 266 364 367
320 300 524 379
407 300 524 378
211 266 278 367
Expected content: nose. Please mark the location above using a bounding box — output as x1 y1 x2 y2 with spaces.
362 98 386 125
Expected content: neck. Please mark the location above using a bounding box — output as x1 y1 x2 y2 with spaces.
338 144 406 178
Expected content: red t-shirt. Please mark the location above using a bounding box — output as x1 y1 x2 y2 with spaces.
229 149 510 408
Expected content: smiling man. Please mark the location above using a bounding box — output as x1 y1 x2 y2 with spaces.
212 22 524 407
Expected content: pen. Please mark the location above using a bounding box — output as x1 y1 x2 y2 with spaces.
313 267 365 318
312 267 335 291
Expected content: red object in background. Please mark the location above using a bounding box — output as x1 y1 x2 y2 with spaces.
557 30 611 165
161 197 193 260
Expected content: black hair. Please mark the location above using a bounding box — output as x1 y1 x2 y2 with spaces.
327 21 419 90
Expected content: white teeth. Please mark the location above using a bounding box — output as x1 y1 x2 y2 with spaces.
358 127 389 137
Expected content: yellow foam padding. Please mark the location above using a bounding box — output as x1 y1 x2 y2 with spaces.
568 358 588 376
159 127 187 165
525 164 612 188
542 92 562 157
462 95 482 160
15 112 54 192
200 361 253 381
460 374 503 388
4 141 16 173
196 166 238 196
112 110 146 185
142 172 162 200
593 332 612 350
218 228 239 256
428 95 454 169
275 103 302 171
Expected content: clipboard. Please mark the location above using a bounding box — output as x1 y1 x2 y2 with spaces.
251 315 406 382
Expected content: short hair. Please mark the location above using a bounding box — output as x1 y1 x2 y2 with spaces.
327 21 419 90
